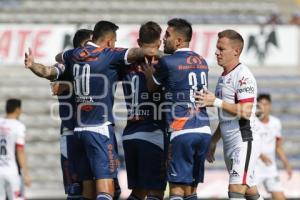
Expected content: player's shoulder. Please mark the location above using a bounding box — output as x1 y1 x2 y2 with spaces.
269 115 281 126
235 63 256 80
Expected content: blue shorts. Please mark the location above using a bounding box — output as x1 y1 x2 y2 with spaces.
74 125 119 180
60 127 81 194
123 138 167 190
167 132 211 186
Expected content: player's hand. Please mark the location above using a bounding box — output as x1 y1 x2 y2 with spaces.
23 173 32 187
50 81 70 96
194 89 216 107
206 142 217 163
285 164 293 180
24 48 34 68
260 154 272 166
142 57 156 78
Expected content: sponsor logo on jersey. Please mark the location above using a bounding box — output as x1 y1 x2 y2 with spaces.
237 86 255 94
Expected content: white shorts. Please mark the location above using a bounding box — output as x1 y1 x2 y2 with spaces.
0 173 22 200
224 138 260 187
259 175 283 193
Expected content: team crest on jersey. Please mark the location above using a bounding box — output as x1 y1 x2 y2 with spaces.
238 76 248 86
186 55 202 65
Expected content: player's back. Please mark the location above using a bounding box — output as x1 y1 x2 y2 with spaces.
121 63 165 135
154 50 210 132
63 42 128 127
0 118 25 174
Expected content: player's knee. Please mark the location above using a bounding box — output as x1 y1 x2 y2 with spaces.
97 192 113 200
228 191 246 200
229 184 247 194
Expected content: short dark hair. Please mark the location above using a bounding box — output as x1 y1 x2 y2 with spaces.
92 21 119 41
257 93 272 102
6 99 21 114
167 18 192 42
139 21 162 44
218 29 244 51
73 29 93 48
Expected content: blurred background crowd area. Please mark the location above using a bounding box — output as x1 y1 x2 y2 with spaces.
0 0 300 199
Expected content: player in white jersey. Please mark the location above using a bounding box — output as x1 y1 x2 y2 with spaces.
255 94 292 200
195 30 263 200
0 99 31 200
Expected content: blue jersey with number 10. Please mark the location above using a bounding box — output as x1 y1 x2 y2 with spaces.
153 50 210 132
62 42 127 127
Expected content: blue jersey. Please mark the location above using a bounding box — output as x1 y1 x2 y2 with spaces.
120 63 164 135
55 70 76 131
62 42 127 127
153 49 210 131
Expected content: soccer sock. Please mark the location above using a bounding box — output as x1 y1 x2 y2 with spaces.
97 192 113 200
228 192 246 200
127 194 142 200
146 195 162 200
169 195 184 200
245 194 264 200
113 179 121 200
184 193 197 200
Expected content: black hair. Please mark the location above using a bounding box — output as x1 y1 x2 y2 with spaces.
257 93 272 102
139 21 162 44
6 98 21 114
167 18 192 42
73 29 93 48
92 21 119 41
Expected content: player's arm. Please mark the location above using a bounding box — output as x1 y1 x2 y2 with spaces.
16 145 31 186
276 137 293 179
207 124 221 163
55 52 64 64
195 90 253 119
126 47 163 64
25 48 63 81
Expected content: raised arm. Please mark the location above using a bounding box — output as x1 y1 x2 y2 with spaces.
24 48 62 81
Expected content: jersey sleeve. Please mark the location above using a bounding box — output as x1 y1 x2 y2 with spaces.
55 49 73 79
108 48 129 66
16 124 26 147
153 58 168 85
235 68 256 103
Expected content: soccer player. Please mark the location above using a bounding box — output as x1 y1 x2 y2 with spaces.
255 94 292 200
145 18 212 200
195 29 263 200
25 29 92 200
25 20 160 200
120 21 166 200
0 99 31 200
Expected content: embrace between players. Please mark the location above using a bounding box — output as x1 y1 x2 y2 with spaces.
24 19 266 200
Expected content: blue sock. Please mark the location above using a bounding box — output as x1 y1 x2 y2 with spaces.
97 192 113 200
184 194 197 200
146 196 162 200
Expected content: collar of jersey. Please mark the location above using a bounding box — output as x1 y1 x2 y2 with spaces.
175 48 191 52
86 41 100 47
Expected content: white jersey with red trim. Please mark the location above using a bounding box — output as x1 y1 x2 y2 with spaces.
0 118 25 175
215 63 258 149
256 115 282 178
